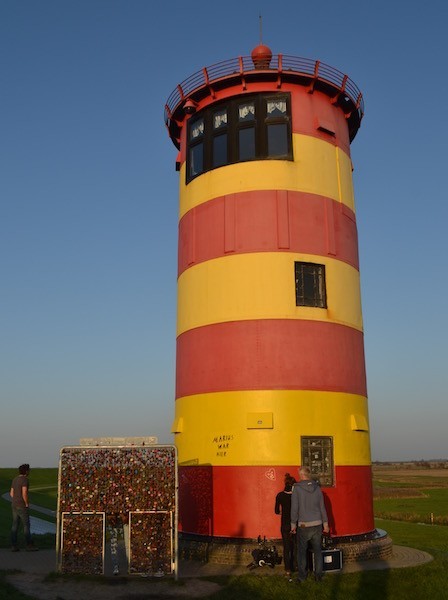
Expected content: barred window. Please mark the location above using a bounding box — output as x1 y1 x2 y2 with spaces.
301 436 334 487
295 262 327 308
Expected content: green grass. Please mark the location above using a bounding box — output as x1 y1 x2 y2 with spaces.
372 469 448 526
374 477 448 489
374 489 448 525
376 519 448 557
374 481 422 488
25 469 58 512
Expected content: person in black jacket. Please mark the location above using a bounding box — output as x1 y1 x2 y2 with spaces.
275 472 296 575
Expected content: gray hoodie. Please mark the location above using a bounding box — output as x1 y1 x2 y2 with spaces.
290 479 328 529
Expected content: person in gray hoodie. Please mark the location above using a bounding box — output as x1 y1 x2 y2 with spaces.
290 466 329 582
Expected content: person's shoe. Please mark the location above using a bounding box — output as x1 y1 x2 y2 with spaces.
11 546 19 552
26 545 39 552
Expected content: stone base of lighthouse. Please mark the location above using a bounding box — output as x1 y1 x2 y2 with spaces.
179 530 393 566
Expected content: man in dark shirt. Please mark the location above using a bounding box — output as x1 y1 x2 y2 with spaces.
10 463 38 551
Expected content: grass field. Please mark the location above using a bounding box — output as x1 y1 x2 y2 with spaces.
0 466 447 599
372 465 448 525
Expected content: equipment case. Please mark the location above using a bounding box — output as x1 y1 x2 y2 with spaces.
309 548 343 572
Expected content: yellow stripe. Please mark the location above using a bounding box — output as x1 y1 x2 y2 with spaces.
179 134 355 219
336 146 355 212
177 252 363 335
173 390 371 466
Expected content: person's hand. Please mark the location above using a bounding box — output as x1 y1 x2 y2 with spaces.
290 527 296 534
323 524 330 534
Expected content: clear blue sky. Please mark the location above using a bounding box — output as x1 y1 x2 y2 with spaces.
1 0 447 467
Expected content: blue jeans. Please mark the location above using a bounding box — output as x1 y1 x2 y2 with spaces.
297 525 323 581
11 505 32 546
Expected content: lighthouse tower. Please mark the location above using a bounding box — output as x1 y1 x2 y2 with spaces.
165 44 386 556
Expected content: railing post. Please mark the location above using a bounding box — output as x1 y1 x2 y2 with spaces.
203 65 215 98
276 54 283 88
239 56 246 90
164 104 172 126
307 60 320 94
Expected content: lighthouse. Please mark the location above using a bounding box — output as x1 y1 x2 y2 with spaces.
165 43 388 558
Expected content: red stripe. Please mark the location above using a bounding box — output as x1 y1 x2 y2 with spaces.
178 465 373 538
178 191 358 276
176 320 366 398
177 83 352 165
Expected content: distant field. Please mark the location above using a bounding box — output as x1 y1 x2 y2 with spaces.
372 466 448 525
373 467 448 479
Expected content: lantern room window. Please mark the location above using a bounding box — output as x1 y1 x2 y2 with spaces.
186 93 292 182
212 107 228 168
188 116 204 178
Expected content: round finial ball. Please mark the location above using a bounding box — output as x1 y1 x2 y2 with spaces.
251 44 273 68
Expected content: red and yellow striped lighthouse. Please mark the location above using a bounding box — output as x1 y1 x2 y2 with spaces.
165 44 375 544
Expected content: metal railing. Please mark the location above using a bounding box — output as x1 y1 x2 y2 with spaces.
164 54 364 127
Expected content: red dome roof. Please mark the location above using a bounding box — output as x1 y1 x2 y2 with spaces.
251 44 273 68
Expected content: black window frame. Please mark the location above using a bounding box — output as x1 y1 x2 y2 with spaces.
186 92 292 183
187 115 205 180
295 262 327 308
301 436 334 487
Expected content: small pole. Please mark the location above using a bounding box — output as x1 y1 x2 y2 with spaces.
430 512 434 525
259 14 263 44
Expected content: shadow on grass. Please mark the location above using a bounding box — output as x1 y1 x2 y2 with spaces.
0 570 40 600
